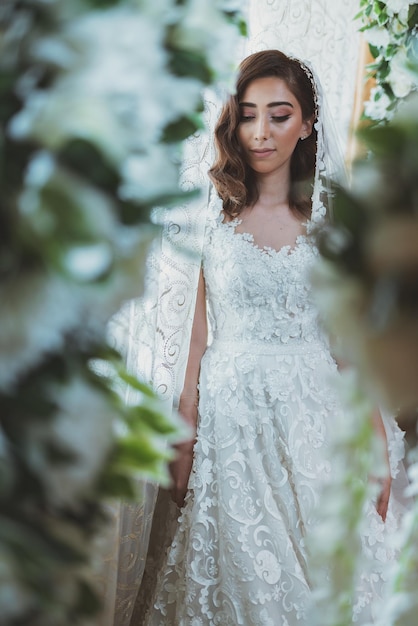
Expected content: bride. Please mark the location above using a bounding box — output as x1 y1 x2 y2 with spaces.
138 49 406 625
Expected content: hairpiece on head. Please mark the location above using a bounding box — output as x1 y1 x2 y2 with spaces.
295 58 320 122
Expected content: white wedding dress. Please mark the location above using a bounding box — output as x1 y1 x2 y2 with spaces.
143 202 405 626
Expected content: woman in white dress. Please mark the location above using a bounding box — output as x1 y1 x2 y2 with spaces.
142 50 405 625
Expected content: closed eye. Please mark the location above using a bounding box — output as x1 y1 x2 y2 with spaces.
239 113 291 123
271 115 291 122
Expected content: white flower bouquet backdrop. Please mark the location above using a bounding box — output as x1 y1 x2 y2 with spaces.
0 0 243 624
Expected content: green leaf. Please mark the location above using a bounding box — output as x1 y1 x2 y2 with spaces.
44 440 78 465
358 124 405 156
408 4 418 29
58 138 120 195
373 1 386 14
119 188 200 225
377 9 389 27
117 199 155 225
116 433 171 466
128 403 179 436
237 17 248 37
327 189 369 275
0 379 57 421
1 136 37 201
162 113 204 143
223 12 248 37
83 0 123 7
73 579 102 617
0 71 22 125
368 44 380 60
142 188 200 210
354 8 365 21
0 515 87 571
167 46 213 84
365 4 373 18
114 364 155 398
97 470 137 499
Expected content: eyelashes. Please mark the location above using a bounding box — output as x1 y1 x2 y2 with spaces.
239 114 291 123
272 115 291 122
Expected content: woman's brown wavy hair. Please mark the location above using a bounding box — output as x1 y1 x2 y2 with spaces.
208 49 318 219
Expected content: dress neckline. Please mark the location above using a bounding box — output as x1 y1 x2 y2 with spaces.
220 216 309 259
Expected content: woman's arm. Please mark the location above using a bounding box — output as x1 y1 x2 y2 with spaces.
169 268 208 508
372 407 392 522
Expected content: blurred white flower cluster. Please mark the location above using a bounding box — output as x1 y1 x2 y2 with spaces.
2 0 242 388
311 83 418 625
358 0 417 122
0 0 243 624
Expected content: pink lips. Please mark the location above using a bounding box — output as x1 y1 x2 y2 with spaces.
251 148 275 157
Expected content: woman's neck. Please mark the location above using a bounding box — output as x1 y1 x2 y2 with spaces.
255 169 291 212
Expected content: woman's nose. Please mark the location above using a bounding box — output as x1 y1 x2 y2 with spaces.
255 116 270 140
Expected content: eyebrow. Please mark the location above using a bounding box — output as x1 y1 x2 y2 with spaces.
239 101 294 108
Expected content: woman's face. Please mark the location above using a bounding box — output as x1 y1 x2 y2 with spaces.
237 76 312 178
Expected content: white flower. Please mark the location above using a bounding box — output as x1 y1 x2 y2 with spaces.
387 46 416 98
390 15 409 35
172 0 240 85
69 8 203 146
350 160 386 205
10 8 171 160
220 0 244 10
364 26 391 48
385 0 412 18
0 272 82 389
119 145 180 201
173 0 227 51
62 242 113 282
364 86 393 121
23 149 54 189
405 461 418 497
82 224 158 320
20 151 120 243
26 377 114 508
207 21 241 86
31 34 78 71
137 0 178 19
159 74 203 128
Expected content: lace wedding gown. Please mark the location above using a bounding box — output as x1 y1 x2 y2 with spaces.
143 203 405 626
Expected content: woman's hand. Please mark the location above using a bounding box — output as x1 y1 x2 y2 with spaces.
169 439 195 508
169 395 198 508
370 407 392 522
376 475 392 522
